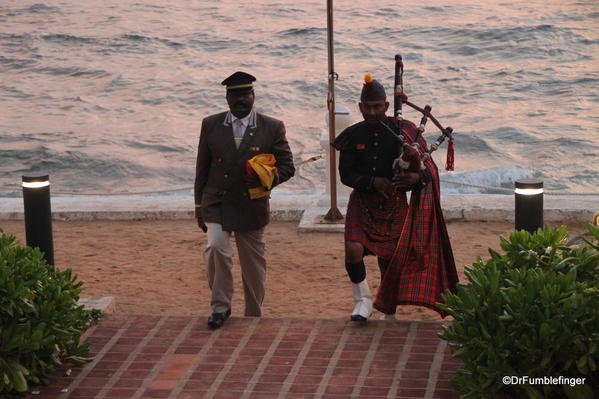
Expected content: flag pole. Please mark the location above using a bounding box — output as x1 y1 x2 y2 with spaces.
324 0 343 221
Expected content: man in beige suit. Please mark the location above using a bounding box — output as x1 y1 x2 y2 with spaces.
194 71 295 329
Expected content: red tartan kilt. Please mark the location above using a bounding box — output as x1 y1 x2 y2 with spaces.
345 189 408 259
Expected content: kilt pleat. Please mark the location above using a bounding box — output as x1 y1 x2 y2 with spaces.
344 190 408 259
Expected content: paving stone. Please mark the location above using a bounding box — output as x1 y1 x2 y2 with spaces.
142 388 172 398
104 388 137 398
112 379 143 389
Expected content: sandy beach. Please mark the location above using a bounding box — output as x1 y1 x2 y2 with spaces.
0 219 589 321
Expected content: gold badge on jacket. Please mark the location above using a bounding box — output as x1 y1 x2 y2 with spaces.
250 146 261 152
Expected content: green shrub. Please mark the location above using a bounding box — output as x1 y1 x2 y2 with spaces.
0 234 102 394
439 225 599 399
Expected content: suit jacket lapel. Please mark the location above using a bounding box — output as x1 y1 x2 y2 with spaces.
220 112 238 153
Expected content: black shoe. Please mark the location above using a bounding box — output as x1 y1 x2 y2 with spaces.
207 309 231 329
350 314 368 322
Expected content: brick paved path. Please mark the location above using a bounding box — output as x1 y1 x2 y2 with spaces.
26 315 461 399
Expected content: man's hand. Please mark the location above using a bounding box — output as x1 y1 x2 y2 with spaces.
392 172 420 189
196 215 207 233
372 177 393 199
245 169 262 188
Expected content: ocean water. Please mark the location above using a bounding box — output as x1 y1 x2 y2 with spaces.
1 0 598 196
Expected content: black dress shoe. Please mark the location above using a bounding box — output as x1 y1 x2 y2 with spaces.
350 314 368 322
207 309 231 329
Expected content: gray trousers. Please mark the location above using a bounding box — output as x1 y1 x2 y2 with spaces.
205 223 266 316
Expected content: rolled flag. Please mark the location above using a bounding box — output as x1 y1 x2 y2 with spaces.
246 153 277 199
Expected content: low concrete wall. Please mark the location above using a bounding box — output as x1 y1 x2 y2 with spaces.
1 190 597 224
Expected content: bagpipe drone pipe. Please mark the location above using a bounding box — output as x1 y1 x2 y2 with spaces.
378 54 455 180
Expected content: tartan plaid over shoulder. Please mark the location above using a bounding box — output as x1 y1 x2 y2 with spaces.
373 137 459 317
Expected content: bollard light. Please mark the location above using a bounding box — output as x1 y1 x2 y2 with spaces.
22 173 54 266
514 179 543 233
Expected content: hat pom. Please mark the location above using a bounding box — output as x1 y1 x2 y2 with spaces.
364 73 373 84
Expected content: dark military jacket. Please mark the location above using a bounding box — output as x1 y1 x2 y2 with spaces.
194 110 294 232
333 117 429 192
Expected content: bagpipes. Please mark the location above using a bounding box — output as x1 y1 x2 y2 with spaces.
378 54 455 175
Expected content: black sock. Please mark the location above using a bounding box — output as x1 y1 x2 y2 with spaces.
345 260 366 283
